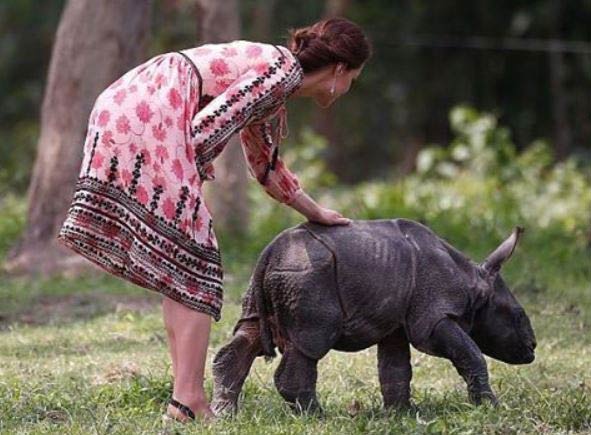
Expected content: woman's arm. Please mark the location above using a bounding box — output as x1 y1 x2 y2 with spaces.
189 48 300 173
240 120 351 226
240 120 303 204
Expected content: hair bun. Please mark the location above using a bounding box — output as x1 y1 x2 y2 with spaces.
287 18 372 73
292 29 317 54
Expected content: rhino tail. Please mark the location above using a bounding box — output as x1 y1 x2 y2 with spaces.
251 243 276 359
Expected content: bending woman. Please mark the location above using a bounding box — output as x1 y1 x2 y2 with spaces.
57 17 372 422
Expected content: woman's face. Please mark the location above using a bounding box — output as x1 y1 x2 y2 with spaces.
315 63 364 108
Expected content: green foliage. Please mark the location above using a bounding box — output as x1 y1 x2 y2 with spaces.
0 192 27 263
233 128 339 258
238 105 590 307
0 0 66 194
3 1 591 192
0 106 590 434
417 105 517 180
412 105 591 236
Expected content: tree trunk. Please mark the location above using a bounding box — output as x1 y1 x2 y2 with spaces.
3 0 152 277
251 0 276 40
314 0 350 178
548 2 571 160
549 47 571 160
196 0 249 239
325 0 350 17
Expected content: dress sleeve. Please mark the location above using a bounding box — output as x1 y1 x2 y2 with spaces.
189 51 300 180
240 117 303 204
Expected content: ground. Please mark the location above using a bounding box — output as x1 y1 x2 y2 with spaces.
1 269 590 434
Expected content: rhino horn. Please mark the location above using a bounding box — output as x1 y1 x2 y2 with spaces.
481 226 524 275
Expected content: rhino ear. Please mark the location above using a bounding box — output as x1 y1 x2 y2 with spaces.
481 226 524 276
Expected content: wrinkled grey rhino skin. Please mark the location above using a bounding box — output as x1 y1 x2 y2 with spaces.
212 218 536 415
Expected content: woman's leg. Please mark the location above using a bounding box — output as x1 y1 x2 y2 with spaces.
162 297 178 379
162 296 215 420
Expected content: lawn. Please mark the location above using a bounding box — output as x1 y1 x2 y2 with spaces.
1 261 590 434
2 123 590 433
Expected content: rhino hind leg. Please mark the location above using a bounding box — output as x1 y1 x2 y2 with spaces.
377 328 413 409
273 342 321 414
211 321 262 416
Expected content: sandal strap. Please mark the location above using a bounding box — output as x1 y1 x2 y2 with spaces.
169 398 196 420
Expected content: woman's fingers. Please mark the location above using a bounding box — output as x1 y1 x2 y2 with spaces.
312 208 352 226
336 216 352 225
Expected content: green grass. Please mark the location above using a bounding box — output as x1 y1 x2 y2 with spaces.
1 265 590 434
2 141 590 433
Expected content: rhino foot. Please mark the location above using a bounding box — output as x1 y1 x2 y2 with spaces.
287 394 323 416
211 395 238 417
469 390 499 407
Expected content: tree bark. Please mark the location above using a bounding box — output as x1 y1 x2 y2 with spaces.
314 0 350 178
4 0 152 276
324 0 350 18
549 46 571 160
251 0 276 41
548 2 571 160
196 0 249 238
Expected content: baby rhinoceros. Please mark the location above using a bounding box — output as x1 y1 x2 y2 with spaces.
212 219 536 415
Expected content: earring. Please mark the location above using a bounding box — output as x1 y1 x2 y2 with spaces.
330 76 336 95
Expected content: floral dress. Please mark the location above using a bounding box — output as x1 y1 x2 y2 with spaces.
56 40 304 321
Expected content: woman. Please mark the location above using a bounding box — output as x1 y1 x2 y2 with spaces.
57 17 371 422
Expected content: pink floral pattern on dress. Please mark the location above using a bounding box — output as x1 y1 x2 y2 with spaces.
162 197 176 220
172 159 184 181
58 40 304 321
222 47 238 57
121 169 132 185
136 185 149 205
209 58 230 76
98 110 110 127
155 144 169 161
116 115 131 134
246 44 263 58
101 130 114 146
113 89 127 105
168 88 182 110
152 123 167 142
91 152 104 169
136 101 154 123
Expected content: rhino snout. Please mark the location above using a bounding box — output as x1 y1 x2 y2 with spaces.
513 340 536 364
521 349 535 364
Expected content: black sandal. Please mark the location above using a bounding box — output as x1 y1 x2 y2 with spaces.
164 398 196 422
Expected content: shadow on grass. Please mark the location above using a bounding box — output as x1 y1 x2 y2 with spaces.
0 278 161 330
1 333 163 359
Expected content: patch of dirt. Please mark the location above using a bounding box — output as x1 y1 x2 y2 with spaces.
92 361 142 385
0 293 161 328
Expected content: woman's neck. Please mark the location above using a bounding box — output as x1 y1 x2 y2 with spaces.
291 68 332 99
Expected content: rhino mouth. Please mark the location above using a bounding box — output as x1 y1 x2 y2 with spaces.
480 341 535 364
516 348 535 364
506 343 536 364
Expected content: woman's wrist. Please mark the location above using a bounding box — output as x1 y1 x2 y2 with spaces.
287 189 322 220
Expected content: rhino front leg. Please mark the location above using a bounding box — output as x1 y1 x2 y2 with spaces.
429 318 498 405
377 328 412 409
274 342 321 414
211 321 262 416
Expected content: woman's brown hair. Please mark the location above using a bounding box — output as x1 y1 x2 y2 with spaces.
287 17 372 74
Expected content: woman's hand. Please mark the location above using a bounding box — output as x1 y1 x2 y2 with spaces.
308 207 352 226
287 189 352 226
